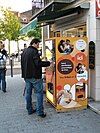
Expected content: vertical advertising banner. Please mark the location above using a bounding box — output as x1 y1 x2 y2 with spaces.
96 0 100 18
56 37 88 111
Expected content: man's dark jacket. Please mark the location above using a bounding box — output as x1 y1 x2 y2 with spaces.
21 46 50 79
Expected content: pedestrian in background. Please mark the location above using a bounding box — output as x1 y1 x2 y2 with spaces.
0 41 7 93
24 43 27 49
21 38 50 118
0 42 8 57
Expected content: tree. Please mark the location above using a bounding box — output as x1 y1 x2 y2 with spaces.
0 8 21 55
27 26 41 39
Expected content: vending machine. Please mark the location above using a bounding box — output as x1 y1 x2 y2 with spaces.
45 37 88 112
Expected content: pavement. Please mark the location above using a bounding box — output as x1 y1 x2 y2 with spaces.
0 60 100 132
6 59 100 115
0 75 100 133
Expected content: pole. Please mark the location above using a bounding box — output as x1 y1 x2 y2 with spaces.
10 58 13 77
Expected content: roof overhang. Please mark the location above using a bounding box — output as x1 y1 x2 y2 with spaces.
30 0 76 21
30 1 90 26
37 6 81 24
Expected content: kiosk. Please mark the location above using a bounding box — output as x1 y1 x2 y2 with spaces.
45 37 88 112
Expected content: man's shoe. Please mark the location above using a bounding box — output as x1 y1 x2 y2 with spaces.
28 109 36 115
2 90 6 93
38 113 46 118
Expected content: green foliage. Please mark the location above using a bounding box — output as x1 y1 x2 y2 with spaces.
27 26 41 39
0 29 6 40
0 8 21 55
0 8 21 41
0 19 6 40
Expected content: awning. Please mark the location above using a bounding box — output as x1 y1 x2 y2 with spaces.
37 6 81 23
30 1 90 25
30 0 75 22
20 18 37 35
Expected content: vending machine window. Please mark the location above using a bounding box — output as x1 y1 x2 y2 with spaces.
45 39 56 104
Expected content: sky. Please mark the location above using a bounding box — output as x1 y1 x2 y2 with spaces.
0 0 32 12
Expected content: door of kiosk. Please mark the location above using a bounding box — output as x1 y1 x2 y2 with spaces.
45 37 88 112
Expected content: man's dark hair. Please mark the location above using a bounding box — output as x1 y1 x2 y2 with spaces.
30 38 41 46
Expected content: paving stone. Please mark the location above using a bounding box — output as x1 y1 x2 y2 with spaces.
0 75 100 133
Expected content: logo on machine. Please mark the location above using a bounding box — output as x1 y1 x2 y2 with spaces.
75 53 86 62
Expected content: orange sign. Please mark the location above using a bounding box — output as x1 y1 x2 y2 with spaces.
56 37 88 110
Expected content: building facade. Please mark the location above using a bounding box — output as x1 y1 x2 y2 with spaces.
30 0 100 101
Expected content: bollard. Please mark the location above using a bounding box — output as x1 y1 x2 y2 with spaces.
10 58 13 77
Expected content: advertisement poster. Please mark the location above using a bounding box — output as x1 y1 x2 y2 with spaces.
56 37 88 111
45 37 88 111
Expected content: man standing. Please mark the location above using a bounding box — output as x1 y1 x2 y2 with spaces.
0 41 7 93
21 38 50 118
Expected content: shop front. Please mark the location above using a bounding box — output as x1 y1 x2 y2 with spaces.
30 0 100 101
50 0 100 101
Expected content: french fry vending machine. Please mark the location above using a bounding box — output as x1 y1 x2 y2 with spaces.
45 37 88 112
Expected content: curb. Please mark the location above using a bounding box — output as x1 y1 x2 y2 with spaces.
88 104 100 115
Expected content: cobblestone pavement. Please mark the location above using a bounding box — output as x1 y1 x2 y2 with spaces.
6 68 21 76
0 75 100 133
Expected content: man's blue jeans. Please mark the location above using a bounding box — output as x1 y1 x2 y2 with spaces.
0 69 6 92
24 78 44 115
